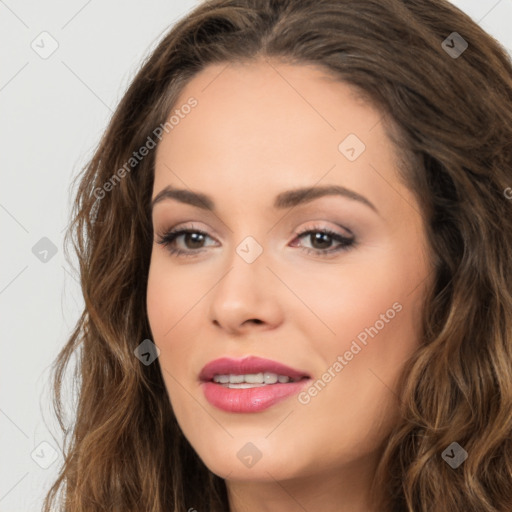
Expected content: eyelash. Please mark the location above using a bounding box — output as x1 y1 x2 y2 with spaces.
156 223 356 259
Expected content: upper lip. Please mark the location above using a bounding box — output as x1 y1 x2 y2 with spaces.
199 356 311 382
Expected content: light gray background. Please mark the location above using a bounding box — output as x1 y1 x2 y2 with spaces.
1 1 510 510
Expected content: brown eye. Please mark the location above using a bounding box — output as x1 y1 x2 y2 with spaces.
156 228 216 257
292 226 355 257
180 232 207 249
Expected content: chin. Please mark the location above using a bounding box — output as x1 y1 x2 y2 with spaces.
190 437 310 482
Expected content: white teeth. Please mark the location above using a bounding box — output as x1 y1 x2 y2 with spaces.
264 372 278 384
245 372 264 384
213 372 293 386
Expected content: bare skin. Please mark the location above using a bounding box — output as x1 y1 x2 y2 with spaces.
147 58 433 512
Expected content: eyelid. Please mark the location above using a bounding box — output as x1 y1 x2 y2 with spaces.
155 220 353 242
156 220 356 259
297 220 354 236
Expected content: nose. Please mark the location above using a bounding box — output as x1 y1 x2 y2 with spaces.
208 248 284 336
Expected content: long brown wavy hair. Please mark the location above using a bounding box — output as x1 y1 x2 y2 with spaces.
42 0 512 510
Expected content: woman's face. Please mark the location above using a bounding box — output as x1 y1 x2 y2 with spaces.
147 60 433 484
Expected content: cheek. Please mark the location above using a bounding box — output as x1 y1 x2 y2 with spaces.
146 255 202 381
292 251 425 419
146 255 189 338
292 259 415 349
287 286 420 466
146 260 192 417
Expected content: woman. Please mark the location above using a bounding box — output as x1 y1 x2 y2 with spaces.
43 0 512 510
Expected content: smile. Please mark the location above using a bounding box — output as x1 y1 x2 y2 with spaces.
199 356 311 413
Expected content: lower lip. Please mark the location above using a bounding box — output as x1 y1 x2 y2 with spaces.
202 380 310 413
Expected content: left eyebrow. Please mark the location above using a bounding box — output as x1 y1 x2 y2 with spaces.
151 184 379 215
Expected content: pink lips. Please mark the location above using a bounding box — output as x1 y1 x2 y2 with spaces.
199 356 311 413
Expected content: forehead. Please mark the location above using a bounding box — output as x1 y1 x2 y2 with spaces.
157 59 379 152
152 59 409 221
